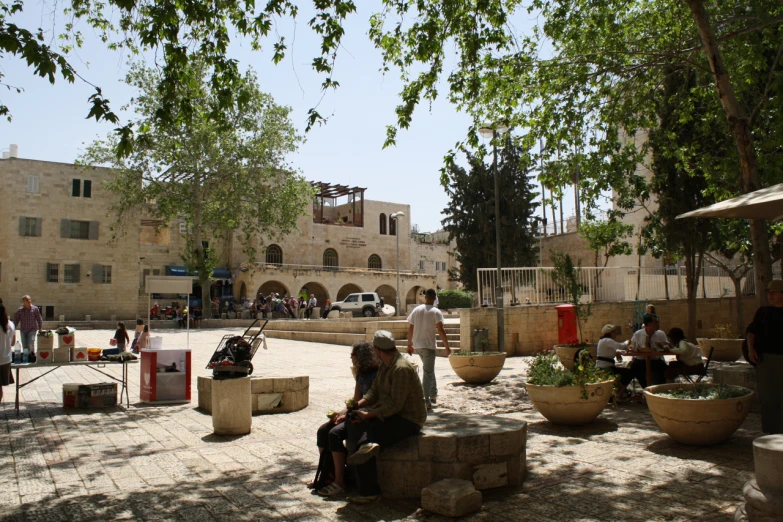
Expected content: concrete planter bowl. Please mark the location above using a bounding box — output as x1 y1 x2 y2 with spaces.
554 344 597 371
696 338 743 362
525 381 614 426
644 383 754 445
448 353 506 384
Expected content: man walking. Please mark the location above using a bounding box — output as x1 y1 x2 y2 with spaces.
407 288 451 408
13 295 43 354
347 330 426 503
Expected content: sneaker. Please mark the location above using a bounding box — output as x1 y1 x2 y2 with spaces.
430 396 437 405
347 443 380 466
347 494 379 504
317 482 346 497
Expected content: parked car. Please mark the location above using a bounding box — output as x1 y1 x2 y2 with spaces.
331 292 384 317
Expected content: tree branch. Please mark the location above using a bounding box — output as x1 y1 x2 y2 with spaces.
749 39 783 127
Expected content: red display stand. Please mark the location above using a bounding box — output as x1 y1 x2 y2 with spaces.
555 304 579 345
140 348 192 403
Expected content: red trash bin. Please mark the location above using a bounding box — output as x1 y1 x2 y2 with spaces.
555 304 578 345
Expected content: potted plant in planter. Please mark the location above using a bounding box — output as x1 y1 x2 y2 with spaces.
696 324 743 362
525 351 616 425
644 383 754 445
549 253 596 370
449 337 506 385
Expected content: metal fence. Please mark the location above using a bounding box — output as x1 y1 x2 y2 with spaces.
475 265 780 306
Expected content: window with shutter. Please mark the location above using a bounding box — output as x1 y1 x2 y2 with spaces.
27 176 39 193
60 219 71 238
419 260 425 270
88 221 99 240
64 264 80 283
35 218 42 237
102 265 112 284
83 180 92 198
47 263 59 283
72 179 81 197
92 264 104 284
69 220 90 239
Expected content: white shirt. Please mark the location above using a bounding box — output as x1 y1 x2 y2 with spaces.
308 298 317 308
596 338 628 369
407 304 444 350
0 320 16 366
670 340 704 367
630 328 669 361
434 297 439 308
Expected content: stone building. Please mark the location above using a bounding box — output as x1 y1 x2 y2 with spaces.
0 153 458 320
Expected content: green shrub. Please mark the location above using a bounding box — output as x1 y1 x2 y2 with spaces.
527 352 617 399
437 289 473 309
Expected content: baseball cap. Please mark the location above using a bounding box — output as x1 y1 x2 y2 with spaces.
767 280 783 292
373 330 396 351
601 324 616 335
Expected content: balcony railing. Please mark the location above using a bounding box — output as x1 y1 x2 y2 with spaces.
253 262 416 275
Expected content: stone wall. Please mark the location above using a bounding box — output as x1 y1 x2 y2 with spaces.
460 296 757 355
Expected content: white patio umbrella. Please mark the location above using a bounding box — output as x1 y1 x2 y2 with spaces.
676 183 783 221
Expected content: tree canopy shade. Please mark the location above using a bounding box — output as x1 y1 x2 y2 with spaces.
441 136 539 290
78 60 313 318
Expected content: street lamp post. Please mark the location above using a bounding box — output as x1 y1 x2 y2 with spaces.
478 124 509 353
390 212 405 316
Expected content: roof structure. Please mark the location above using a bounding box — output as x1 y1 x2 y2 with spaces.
312 181 366 198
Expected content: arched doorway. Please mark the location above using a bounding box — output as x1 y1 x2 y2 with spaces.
239 282 247 301
298 282 329 306
405 286 425 309
257 280 289 299
375 284 396 309
337 283 363 301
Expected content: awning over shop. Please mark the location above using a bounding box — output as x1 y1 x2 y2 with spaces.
165 265 188 276
211 268 232 280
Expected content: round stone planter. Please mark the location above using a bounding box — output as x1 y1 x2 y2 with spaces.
644 383 754 445
526 381 614 425
449 353 506 384
696 338 743 362
553 344 597 371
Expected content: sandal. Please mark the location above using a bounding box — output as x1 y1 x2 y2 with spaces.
317 482 346 497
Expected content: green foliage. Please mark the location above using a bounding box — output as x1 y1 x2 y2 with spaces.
549 252 591 343
78 59 313 317
477 337 492 351
441 137 540 291
708 325 741 339
527 352 617 399
451 350 501 357
578 219 633 268
654 384 751 400
437 290 473 309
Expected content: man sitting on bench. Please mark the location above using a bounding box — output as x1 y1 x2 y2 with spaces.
345 330 427 504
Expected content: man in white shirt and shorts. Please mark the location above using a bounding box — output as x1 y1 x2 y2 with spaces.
407 289 451 408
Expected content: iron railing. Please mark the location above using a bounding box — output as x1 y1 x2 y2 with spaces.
253 261 418 275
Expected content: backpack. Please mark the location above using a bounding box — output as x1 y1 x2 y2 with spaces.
312 448 335 490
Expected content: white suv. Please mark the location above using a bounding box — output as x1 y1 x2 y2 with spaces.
332 292 383 317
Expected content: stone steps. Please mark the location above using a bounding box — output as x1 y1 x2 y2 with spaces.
263 330 365 346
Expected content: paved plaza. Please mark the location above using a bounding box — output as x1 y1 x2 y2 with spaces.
0 327 763 521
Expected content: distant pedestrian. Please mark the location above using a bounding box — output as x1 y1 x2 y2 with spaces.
114 322 130 351
131 318 144 352
136 325 150 353
13 295 42 354
407 288 451 409
306 294 317 320
0 299 16 403
321 300 333 319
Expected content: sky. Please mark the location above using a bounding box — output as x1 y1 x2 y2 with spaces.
2 1 581 233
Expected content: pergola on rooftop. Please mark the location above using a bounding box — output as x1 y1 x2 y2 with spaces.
312 181 366 227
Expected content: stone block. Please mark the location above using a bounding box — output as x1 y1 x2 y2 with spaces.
380 436 420 461
256 392 284 413
432 462 473 482
212 377 252 436
490 429 524 457
457 435 490 463
472 461 508 490
419 436 457 462
272 376 309 393
753 435 783 493
421 479 482 518
198 392 212 413
251 378 274 394
506 452 527 486
377 460 432 499
197 376 212 393
743 479 783 516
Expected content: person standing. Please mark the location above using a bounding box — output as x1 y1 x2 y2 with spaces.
305 294 317 320
0 299 16 404
114 322 130 351
136 325 150 352
746 280 783 434
406 288 451 408
13 295 42 355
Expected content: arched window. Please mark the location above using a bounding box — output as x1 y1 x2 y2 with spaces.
379 213 387 235
265 244 283 265
323 248 338 269
389 215 396 236
368 254 382 270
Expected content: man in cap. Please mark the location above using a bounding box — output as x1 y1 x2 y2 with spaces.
346 330 426 503
407 288 451 408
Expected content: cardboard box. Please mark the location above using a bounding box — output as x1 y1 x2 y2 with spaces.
63 383 81 408
70 347 89 362
53 348 70 363
58 333 76 349
37 335 54 351
37 348 53 362
77 383 117 408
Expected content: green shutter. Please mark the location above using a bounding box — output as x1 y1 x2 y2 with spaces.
83 180 92 198
34 218 42 237
72 264 80 283
92 264 103 283
72 179 80 197
60 219 71 238
19 217 26 236
88 221 99 240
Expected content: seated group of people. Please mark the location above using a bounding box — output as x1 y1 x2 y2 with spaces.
309 330 426 504
597 311 704 398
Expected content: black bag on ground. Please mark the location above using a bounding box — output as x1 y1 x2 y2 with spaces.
312 449 335 491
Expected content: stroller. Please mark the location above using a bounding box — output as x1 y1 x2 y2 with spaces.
206 319 268 379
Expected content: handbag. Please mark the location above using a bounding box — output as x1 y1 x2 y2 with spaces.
109 339 118 346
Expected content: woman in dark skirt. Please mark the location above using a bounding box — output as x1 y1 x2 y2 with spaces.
746 280 783 434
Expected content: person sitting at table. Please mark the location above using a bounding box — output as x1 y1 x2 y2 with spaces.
664 327 704 383
596 324 634 399
630 313 669 387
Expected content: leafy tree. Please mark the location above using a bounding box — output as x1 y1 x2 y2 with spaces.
578 219 634 268
441 136 539 291
78 60 313 318
550 252 591 344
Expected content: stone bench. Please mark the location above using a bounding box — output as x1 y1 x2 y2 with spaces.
375 411 527 498
198 376 309 415
712 363 760 412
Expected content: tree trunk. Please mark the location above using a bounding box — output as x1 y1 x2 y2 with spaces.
683 248 702 341
193 178 211 319
732 276 744 333
663 258 670 300
683 0 773 307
